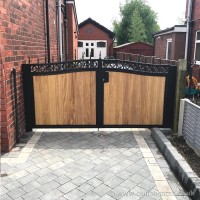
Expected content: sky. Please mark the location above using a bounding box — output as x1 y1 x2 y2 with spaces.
75 0 187 31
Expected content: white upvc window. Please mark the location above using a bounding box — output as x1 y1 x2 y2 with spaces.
194 31 200 65
166 38 172 60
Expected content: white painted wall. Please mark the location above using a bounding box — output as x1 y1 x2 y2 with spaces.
78 40 107 59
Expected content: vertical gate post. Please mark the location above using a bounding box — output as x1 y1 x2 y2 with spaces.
96 59 104 127
22 65 34 132
173 59 187 132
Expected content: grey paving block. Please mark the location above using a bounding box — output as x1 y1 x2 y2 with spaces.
129 173 146 184
130 185 148 198
82 191 100 200
137 168 151 178
119 159 133 167
93 164 110 173
21 181 41 193
108 164 125 174
0 177 12 186
96 170 115 182
38 180 60 194
80 169 100 181
78 183 94 193
52 168 67 177
4 181 22 191
87 177 103 188
55 175 71 185
37 172 57 185
108 185 129 199
125 163 143 173
104 176 124 189
7 188 26 199
36 162 49 169
120 195 140 200
48 162 66 170
93 184 112 197
91 158 104 165
26 165 40 173
1 194 12 200
2 130 192 200
116 170 133 180
65 168 85 179
99 194 116 200
34 167 52 177
71 176 87 186
18 173 40 185
21 189 43 200
63 189 84 200
40 189 64 200
138 179 155 191
58 182 77 194
140 195 158 200
14 198 24 200
120 180 137 190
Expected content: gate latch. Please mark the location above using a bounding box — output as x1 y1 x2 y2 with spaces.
103 71 109 83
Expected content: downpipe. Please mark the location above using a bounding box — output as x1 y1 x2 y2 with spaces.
185 0 194 96
12 68 19 143
57 0 63 62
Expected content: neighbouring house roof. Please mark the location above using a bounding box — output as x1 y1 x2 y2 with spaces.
114 41 153 49
153 25 187 37
79 18 115 39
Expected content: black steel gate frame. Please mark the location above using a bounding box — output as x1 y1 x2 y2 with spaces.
22 59 177 131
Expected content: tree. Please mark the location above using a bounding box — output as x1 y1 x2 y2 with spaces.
113 0 160 45
128 10 147 42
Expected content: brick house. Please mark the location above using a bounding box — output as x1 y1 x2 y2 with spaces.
78 18 115 59
0 0 78 152
113 42 154 57
186 0 200 81
153 25 187 61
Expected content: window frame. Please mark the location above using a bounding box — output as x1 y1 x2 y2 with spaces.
97 41 106 48
78 41 83 47
194 30 200 65
166 38 172 60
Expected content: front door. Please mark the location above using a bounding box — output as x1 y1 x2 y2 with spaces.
84 42 94 59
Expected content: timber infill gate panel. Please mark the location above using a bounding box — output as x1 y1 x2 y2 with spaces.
22 59 177 131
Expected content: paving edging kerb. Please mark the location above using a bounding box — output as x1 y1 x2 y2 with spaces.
151 128 200 200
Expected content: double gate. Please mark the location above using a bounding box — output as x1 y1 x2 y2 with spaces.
22 59 177 131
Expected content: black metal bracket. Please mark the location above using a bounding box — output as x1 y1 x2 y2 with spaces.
103 71 109 83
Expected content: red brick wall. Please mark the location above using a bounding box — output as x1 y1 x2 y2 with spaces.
191 0 200 81
67 2 78 60
154 32 186 61
174 33 186 60
79 23 114 56
114 42 154 57
154 33 175 60
0 0 77 152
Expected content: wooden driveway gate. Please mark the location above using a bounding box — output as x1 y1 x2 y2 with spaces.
22 59 177 131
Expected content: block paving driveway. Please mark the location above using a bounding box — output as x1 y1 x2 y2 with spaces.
1 129 190 200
